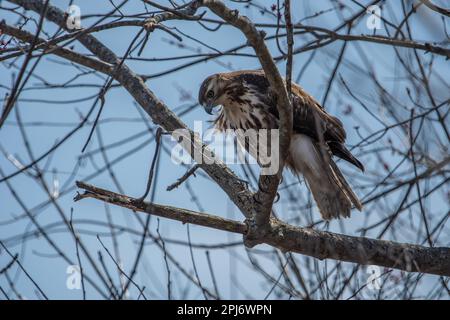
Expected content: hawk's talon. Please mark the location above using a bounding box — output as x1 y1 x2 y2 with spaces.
273 192 280 203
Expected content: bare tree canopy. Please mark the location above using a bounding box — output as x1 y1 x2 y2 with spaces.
0 0 449 300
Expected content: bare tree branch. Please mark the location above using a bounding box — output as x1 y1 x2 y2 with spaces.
420 0 450 18
75 181 450 277
75 181 247 235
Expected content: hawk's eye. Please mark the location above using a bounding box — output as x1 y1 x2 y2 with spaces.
206 90 214 99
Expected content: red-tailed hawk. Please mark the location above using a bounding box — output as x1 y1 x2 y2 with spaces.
198 69 363 220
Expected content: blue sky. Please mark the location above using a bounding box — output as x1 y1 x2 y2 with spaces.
1 0 449 299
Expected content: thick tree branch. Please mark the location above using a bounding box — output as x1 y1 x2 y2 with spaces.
75 181 450 277
75 181 247 235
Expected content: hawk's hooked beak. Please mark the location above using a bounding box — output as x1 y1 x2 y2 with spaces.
203 102 215 115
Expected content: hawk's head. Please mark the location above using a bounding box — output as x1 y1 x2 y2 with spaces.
198 74 229 115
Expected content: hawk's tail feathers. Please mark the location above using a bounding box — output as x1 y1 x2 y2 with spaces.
329 160 363 211
290 135 362 220
303 165 354 220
